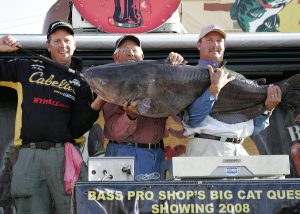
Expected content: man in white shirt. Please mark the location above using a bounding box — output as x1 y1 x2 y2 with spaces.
184 24 282 156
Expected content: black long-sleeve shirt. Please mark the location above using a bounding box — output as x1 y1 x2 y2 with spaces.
0 57 99 145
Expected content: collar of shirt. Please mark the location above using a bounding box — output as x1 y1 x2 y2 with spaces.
198 60 218 67
198 60 227 69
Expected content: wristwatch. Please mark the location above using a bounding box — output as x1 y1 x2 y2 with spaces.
262 109 272 116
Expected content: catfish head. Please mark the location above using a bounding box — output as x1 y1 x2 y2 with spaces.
83 62 141 106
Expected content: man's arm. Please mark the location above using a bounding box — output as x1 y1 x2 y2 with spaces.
0 35 23 81
253 115 270 134
186 89 216 128
103 103 138 141
186 65 235 127
91 96 105 111
69 82 101 138
253 84 282 134
0 35 20 52
167 52 184 65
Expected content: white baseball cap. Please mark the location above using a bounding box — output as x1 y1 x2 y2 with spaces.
199 24 226 40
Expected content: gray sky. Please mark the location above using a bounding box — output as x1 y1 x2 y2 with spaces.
0 0 57 34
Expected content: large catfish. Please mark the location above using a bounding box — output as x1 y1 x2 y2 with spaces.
83 60 300 124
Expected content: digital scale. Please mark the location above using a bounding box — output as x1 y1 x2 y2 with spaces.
162 155 290 180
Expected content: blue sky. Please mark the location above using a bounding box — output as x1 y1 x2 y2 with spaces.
0 0 57 34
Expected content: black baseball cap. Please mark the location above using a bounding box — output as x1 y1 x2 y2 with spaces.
115 35 141 50
47 21 74 38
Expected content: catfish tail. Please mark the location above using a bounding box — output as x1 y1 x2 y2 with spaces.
277 73 300 110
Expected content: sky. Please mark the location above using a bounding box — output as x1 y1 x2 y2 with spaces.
0 0 57 34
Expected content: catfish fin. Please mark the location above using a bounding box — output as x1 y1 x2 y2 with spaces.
278 73 300 110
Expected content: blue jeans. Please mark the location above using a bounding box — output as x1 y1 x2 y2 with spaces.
105 142 165 180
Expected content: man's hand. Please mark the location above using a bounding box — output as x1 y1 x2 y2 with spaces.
264 84 282 111
0 35 20 52
122 101 139 120
91 96 105 111
168 52 185 65
208 65 235 97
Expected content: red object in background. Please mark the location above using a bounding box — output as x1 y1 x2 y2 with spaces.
73 0 181 33
291 143 300 177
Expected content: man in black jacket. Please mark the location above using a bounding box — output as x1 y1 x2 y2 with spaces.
0 21 102 213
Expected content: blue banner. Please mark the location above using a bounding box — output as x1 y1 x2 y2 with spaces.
73 179 300 214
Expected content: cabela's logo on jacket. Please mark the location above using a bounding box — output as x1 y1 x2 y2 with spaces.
29 72 75 94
